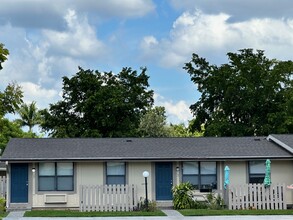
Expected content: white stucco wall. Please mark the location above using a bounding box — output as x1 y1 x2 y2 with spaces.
128 162 152 202
270 160 293 204
76 162 104 185
224 161 247 185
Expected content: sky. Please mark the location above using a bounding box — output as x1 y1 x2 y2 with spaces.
1 0 293 126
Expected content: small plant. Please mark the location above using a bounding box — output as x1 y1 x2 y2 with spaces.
172 182 195 210
137 199 157 212
206 192 225 210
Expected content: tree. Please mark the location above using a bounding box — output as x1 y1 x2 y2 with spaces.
0 44 23 117
41 67 154 137
0 82 23 117
169 122 203 137
0 119 36 152
184 49 293 136
0 43 9 70
138 106 169 137
0 44 34 151
15 101 42 132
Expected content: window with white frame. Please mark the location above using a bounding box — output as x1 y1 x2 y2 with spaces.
249 161 265 183
182 161 217 191
106 162 126 185
38 162 74 191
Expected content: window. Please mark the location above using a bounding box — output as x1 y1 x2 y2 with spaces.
182 161 217 191
249 161 265 183
38 162 74 191
106 162 126 185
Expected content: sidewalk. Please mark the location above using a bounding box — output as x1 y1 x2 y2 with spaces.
3 210 293 220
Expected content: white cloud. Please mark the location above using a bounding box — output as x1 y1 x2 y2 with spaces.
0 0 155 30
141 10 293 67
0 9 101 109
75 0 155 18
43 9 106 59
141 36 158 49
154 93 192 125
169 0 293 21
20 82 59 109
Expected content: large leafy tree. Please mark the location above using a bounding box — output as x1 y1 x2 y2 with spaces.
41 67 154 137
184 49 293 136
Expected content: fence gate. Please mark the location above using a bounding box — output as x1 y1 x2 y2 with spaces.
79 184 137 212
225 183 286 210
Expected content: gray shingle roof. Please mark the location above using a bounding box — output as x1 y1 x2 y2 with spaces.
267 134 293 154
2 136 292 161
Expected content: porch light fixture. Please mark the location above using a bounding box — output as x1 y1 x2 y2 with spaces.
142 171 149 209
32 168 36 173
176 166 180 172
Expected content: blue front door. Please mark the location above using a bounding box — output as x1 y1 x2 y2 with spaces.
155 162 173 200
11 163 28 203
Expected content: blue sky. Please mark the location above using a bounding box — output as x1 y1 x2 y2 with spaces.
1 0 293 126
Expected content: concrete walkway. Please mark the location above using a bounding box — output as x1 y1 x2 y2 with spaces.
3 210 293 220
4 211 25 219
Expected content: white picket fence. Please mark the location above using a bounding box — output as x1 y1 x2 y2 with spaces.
0 176 6 198
226 183 286 210
79 184 138 212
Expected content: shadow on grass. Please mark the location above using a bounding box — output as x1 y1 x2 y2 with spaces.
24 210 166 217
180 209 293 216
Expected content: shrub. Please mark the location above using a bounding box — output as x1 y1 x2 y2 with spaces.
172 182 195 210
0 197 5 213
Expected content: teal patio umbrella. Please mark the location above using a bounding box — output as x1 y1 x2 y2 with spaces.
263 159 271 187
224 166 230 190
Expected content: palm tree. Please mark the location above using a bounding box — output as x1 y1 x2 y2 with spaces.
15 101 42 132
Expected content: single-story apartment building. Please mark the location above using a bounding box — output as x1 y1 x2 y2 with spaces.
1 134 293 210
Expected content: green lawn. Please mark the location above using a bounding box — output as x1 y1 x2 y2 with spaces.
24 210 166 217
180 209 293 216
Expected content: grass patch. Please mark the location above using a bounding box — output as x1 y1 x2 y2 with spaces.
24 210 166 217
180 209 293 216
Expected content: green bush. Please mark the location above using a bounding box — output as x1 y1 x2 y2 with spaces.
0 197 6 213
172 183 225 210
172 182 195 210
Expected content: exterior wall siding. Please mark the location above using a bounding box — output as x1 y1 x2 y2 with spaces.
31 162 151 208
128 162 152 202
224 161 247 185
270 160 293 204
27 160 293 209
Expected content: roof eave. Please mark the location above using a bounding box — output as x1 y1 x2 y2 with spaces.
1 155 292 162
